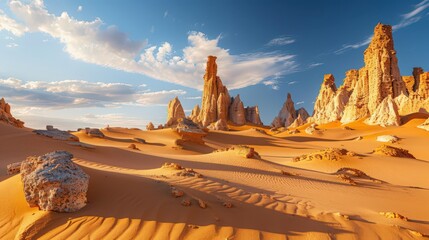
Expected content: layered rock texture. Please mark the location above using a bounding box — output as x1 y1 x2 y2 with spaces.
245 106 263 125
229 95 245 125
417 118 429 131
20 151 89 212
312 23 429 127
0 98 24 128
166 97 186 127
272 93 309 128
34 125 79 141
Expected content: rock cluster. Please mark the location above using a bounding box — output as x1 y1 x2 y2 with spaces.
373 145 415 159
0 98 24 128
311 23 429 127
175 118 207 144
20 151 89 212
293 148 356 162
272 93 309 128
180 56 263 130
34 125 79 141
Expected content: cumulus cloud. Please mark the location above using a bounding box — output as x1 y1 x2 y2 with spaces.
184 96 202 100
288 81 297 85
0 9 28 36
262 80 279 90
0 78 186 108
77 5 83 12
266 36 295 46
296 101 304 105
335 0 429 54
4 0 296 90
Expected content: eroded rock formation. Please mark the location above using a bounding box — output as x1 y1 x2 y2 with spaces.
198 56 230 127
188 105 200 123
20 151 89 212
366 96 401 127
245 106 263 125
229 94 245 125
272 93 296 128
0 98 24 128
166 97 186 127
34 125 79 141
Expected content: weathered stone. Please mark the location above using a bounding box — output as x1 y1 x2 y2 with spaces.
188 105 200 123
208 119 229 131
229 94 246 125
146 122 155 131
175 118 208 143
166 97 186 127
376 135 399 143
20 151 89 212
366 96 401 127
272 93 296 128
417 72 429 99
289 108 310 128
417 118 429 131
0 98 24 128
34 126 79 142
85 128 105 138
413 67 424 91
7 162 21 175
245 106 263 125
198 56 230 127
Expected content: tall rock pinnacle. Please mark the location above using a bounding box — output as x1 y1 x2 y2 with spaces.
341 23 406 123
198 56 230 128
0 97 25 128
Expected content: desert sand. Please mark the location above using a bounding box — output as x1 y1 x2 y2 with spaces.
1 114 429 239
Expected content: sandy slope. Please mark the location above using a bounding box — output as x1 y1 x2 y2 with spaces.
1 120 428 239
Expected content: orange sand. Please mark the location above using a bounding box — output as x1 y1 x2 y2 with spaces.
1 118 429 239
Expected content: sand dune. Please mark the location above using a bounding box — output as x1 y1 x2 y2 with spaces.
1 120 429 239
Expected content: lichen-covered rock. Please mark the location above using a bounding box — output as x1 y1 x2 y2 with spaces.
166 97 186 127
34 126 79 141
229 94 246 125
366 96 401 127
0 97 24 128
20 151 89 212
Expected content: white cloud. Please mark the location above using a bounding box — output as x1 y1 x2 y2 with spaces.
4 0 297 90
296 101 304 105
184 96 202 100
0 9 28 36
266 36 295 46
6 42 19 48
262 80 279 90
288 81 297 85
164 10 168 18
309 62 323 68
335 0 429 54
0 77 186 108
77 5 83 12
136 89 186 106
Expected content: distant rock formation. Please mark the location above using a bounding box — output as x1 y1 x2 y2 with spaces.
198 56 231 127
366 96 401 126
272 93 309 128
188 105 200 123
245 106 263 125
0 98 24 128
341 23 406 123
309 23 429 127
146 122 155 131
229 94 246 125
20 151 89 212
166 97 186 127
34 125 79 141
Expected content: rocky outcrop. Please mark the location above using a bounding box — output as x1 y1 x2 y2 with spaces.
0 98 24 128
175 118 207 144
84 128 105 138
34 125 79 141
166 97 186 127
229 94 245 125
417 72 429 99
290 108 310 128
208 119 228 131
366 96 401 127
413 67 424 91
198 56 230 127
188 105 200 123
341 23 406 123
146 122 155 131
20 151 89 212
245 106 263 125
272 93 296 128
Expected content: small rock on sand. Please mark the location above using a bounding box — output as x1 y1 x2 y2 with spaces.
181 199 192 206
379 212 408 221
373 145 415 159
7 162 21 175
376 135 399 143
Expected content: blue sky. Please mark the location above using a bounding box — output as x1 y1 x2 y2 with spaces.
0 0 428 130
